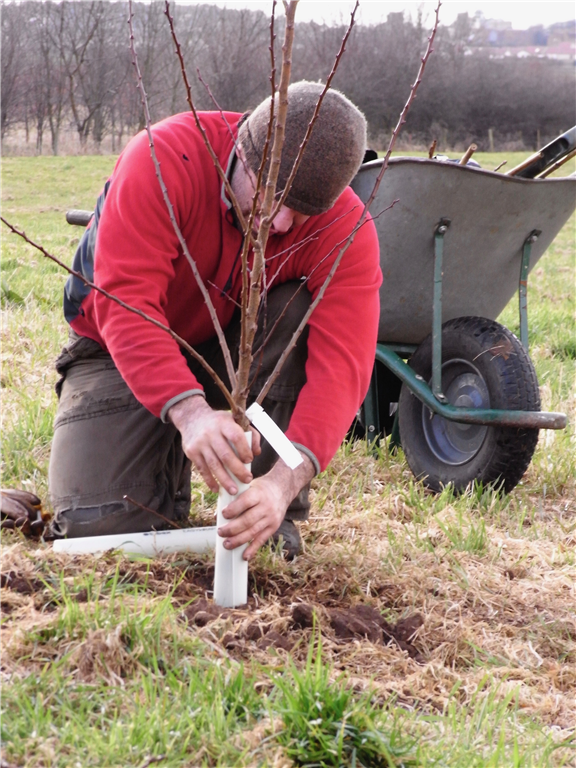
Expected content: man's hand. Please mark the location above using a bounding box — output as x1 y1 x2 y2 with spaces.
168 396 261 495
218 454 315 560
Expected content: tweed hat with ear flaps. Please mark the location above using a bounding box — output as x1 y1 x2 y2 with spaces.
237 81 367 216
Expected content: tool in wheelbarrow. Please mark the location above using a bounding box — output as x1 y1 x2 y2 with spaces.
351 127 575 494
507 126 576 179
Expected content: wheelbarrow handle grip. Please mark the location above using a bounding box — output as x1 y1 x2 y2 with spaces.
66 209 93 227
507 126 576 179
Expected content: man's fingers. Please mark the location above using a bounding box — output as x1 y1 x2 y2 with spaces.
218 490 259 535
243 530 274 561
223 424 255 465
217 481 284 557
212 434 253 487
172 401 255 490
222 514 272 553
196 447 238 495
193 451 221 493
206 447 237 494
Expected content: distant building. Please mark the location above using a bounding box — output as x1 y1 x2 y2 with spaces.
475 41 576 63
484 19 512 32
548 20 576 45
448 13 575 64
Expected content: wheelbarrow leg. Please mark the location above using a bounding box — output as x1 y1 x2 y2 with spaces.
519 229 541 351
432 218 451 402
363 363 380 448
389 409 401 453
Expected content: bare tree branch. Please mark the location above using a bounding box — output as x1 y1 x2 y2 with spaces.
0 216 236 411
271 0 359 218
128 0 238 392
235 1 280 410
255 2 442 405
363 1 442 216
163 0 247 232
231 0 298 425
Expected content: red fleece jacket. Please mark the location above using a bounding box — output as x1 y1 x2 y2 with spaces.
70 111 381 471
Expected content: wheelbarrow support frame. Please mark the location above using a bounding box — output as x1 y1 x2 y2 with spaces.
363 217 568 438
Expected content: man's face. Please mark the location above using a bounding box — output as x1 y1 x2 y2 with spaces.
231 150 310 236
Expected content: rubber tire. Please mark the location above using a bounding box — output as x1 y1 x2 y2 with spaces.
398 316 540 494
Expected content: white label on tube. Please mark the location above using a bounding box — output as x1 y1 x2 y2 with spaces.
246 402 303 469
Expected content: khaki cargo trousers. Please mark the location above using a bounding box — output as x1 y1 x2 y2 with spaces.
48 282 312 537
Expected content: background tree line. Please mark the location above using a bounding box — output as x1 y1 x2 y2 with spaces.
2 1 574 155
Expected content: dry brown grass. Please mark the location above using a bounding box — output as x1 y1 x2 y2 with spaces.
2 443 574 745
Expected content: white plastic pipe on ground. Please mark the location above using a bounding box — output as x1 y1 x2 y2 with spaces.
52 526 216 556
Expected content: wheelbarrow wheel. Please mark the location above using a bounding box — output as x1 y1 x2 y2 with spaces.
397 316 540 494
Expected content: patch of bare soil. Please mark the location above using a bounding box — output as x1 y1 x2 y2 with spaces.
180 595 424 660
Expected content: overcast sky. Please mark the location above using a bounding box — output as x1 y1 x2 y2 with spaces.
179 1 575 30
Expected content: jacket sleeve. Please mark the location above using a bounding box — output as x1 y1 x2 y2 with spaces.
92 129 205 417
283 194 382 472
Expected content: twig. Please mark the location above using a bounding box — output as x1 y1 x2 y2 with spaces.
0 216 236 411
137 757 166 768
493 160 507 172
237 0 280 394
196 69 243 150
256 2 442 404
252 201 397 392
163 0 247 232
123 495 183 529
128 1 238 393
232 0 298 426
362 1 442 216
428 138 437 158
270 0 359 219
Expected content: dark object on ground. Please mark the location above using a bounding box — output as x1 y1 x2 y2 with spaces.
291 602 316 629
290 602 425 661
271 518 302 559
0 571 45 594
0 489 49 537
398 317 540 493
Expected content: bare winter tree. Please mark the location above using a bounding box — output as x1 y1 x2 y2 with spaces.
196 5 271 112
2 1 574 153
31 2 69 156
57 1 110 147
0 3 25 139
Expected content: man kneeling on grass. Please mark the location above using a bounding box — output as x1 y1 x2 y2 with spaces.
48 82 381 559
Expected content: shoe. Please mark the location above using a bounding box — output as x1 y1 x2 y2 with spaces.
271 518 301 559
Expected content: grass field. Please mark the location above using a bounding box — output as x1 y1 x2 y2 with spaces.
1 153 575 767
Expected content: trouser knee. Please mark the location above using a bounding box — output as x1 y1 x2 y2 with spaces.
48 331 191 538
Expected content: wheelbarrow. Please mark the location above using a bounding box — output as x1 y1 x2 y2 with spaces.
350 131 575 493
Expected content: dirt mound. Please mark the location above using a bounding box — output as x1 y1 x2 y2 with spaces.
178 590 425 660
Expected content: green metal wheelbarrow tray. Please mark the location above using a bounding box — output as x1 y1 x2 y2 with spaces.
350 147 575 493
